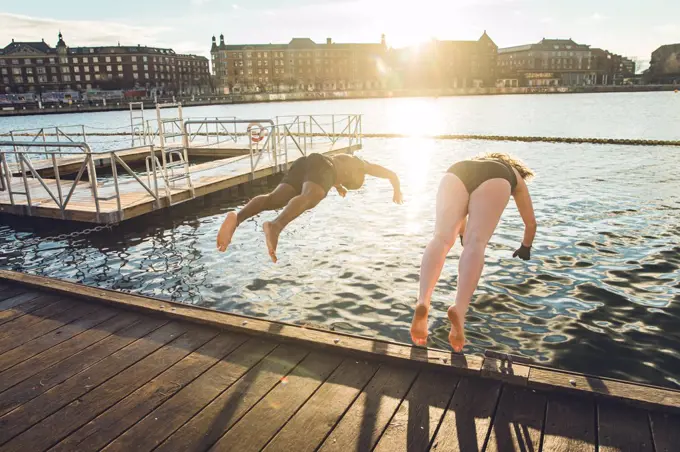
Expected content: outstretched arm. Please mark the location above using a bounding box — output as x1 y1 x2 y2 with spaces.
512 178 536 260
364 162 403 204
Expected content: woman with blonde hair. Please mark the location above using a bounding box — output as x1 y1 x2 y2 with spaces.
411 153 536 351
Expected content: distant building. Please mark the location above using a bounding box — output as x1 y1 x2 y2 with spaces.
644 44 680 84
0 33 210 95
591 49 636 84
210 34 388 94
390 32 498 89
498 38 599 87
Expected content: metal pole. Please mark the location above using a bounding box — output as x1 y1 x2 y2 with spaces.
0 153 4 192
130 103 135 146
51 153 64 210
348 116 353 148
309 115 313 147
1 153 15 205
18 153 32 214
41 129 47 160
156 104 171 203
359 115 363 146
86 153 101 220
55 127 61 154
284 126 289 169
150 145 159 201
303 122 307 156
249 135 255 180
332 114 335 146
179 105 193 195
110 152 122 215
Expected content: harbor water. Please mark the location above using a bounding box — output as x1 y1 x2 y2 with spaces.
1 92 679 388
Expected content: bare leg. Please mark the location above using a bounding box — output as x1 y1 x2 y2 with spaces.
216 184 296 252
448 179 511 352
263 181 326 263
411 174 469 346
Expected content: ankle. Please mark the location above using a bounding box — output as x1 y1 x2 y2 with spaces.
449 304 466 316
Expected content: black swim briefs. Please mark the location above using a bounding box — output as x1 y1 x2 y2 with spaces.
447 159 517 194
281 153 337 194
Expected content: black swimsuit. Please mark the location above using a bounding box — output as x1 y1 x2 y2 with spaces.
447 159 517 194
282 153 337 194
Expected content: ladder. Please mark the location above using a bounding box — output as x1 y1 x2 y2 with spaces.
129 102 146 147
155 103 194 205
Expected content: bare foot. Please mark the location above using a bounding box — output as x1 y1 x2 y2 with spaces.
447 305 466 352
216 212 238 252
410 302 429 346
263 221 281 263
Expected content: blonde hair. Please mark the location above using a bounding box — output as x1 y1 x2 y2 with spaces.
475 152 535 181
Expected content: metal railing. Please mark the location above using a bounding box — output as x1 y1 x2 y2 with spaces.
275 114 362 150
0 112 364 223
0 140 161 223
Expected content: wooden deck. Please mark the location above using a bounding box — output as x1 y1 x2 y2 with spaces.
0 270 678 451
0 141 360 223
6 141 253 178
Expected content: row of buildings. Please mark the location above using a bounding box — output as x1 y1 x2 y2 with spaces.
210 33 638 94
0 33 210 96
5 31 678 97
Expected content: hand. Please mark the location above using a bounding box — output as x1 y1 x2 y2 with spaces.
335 185 347 198
393 190 404 204
513 244 531 261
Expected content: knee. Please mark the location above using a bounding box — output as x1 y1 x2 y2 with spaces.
462 233 488 252
433 232 456 250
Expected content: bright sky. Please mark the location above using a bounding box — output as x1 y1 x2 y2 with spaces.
1 1 678 72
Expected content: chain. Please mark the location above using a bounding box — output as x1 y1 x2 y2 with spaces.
0 224 115 253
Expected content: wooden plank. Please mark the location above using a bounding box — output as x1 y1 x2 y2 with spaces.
0 300 94 354
0 296 69 335
485 386 546 452
149 344 309 452
429 377 502 451
210 352 343 451
1 326 220 452
51 333 248 452
373 370 458 452
529 366 680 411
264 359 380 452
0 319 176 443
650 412 680 452
0 295 59 326
0 306 116 373
481 357 531 386
317 365 418 452
104 338 278 452
0 272 484 377
0 291 43 311
598 401 653 452
0 312 141 394
542 395 596 452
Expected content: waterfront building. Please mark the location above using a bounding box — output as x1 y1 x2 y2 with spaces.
644 44 680 84
591 49 637 84
498 38 600 87
211 34 388 94
390 32 498 89
0 33 210 95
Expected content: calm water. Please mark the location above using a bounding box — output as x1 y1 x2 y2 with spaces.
1 92 680 388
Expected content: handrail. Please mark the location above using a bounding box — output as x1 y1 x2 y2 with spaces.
0 112 364 223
